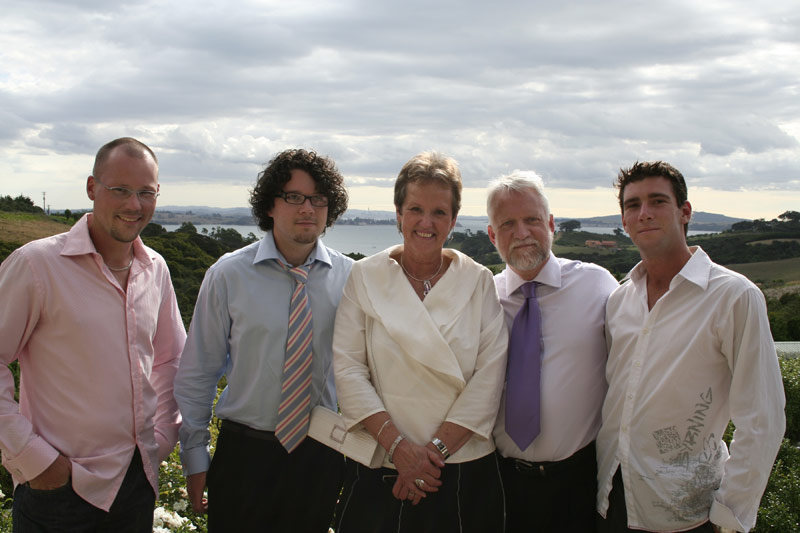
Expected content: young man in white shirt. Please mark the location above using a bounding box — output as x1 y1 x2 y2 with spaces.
596 161 785 533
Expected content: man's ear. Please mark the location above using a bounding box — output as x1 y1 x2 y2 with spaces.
87 176 96 201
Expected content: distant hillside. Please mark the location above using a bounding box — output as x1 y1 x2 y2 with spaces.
567 211 746 232
154 206 744 232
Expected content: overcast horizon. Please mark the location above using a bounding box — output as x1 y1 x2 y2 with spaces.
2 0 798 219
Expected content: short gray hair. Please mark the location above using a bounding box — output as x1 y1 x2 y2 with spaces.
486 170 550 224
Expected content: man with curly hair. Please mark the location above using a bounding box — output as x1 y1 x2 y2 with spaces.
175 148 354 531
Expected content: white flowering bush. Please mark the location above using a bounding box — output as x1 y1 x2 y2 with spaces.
0 486 10 532
157 445 206 532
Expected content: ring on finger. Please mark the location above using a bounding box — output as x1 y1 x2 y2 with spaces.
414 478 425 489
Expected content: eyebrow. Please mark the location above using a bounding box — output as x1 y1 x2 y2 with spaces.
624 192 671 206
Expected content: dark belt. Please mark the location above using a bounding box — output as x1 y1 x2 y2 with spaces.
501 441 596 477
220 419 279 442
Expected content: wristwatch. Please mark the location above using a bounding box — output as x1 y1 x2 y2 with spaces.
431 437 450 459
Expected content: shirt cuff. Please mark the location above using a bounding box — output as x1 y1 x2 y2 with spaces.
709 499 747 532
2 435 59 483
179 444 211 477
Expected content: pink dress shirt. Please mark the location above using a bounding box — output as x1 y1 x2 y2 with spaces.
0 214 185 511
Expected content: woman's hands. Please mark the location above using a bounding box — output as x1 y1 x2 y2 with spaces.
390 439 444 505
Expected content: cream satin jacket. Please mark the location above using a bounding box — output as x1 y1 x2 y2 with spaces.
333 246 508 467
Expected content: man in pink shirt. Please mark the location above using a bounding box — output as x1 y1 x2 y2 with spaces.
0 137 186 531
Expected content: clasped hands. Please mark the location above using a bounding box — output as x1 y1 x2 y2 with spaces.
390 439 444 506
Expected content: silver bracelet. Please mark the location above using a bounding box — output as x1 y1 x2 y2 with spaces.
431 437 450 459
376 419 392 440
388 435 404 464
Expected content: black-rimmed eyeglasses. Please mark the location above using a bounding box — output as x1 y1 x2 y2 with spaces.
96 180 159 204
278 192 329 207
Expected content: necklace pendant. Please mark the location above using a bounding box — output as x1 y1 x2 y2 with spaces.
423 280 432 296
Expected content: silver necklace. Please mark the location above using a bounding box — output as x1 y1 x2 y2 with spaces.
400 253 444 296
106 253 134 272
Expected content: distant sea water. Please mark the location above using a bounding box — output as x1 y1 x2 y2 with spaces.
160 220 712 257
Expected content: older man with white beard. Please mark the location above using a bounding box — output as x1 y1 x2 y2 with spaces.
487 171 619 532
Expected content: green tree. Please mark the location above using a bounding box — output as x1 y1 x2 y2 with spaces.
558 219 581 232
0 195 43 213
175 221 198 234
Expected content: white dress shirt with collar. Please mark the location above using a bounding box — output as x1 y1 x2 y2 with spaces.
493 252 619 462
597 246 785 532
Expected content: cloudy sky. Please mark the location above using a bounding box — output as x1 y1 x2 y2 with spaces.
2 0 798 219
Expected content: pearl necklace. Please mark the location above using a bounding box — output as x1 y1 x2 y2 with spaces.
400 253 444 296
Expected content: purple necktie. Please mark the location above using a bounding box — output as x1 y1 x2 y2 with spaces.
505 281 542 450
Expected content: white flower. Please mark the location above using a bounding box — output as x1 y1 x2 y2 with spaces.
0 489 5 499
173 499 188 513
153 506 193 529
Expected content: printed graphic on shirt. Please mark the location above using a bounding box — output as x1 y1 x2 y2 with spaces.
651 387 722 523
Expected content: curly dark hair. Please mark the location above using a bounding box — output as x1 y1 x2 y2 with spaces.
249 148 348 232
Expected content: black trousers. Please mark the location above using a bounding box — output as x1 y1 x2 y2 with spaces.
596 468 715 532
336 452 505 533
12 448 155 533
206 421 346 533
498 441 598 533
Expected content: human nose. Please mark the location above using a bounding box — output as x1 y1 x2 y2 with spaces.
637 203 653 220
121 191 143 209
298 197 315 212
511 221 530 239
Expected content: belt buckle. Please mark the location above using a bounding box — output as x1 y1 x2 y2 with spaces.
514 459 547 476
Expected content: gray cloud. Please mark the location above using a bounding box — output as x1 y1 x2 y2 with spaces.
2 0 798 199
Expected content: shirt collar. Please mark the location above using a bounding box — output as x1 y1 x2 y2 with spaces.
59 213 151 266
253 230 332 269
504 251 561 296
627 246 711 291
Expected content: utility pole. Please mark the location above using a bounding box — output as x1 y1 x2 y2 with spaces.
42 191 46 212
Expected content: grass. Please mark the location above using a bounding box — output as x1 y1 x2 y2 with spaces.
0 212 71 245
725 257 800 286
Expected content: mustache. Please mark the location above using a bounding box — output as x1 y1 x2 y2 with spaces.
509 238 541 251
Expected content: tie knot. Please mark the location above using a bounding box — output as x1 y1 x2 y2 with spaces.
278 260 310 284
289 265 309 284
521 281 538 299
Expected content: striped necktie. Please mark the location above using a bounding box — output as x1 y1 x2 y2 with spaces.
505 281 543 450
275 261 313 452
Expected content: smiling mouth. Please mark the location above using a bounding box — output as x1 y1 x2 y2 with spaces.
117 215 141 223
415 231 434 238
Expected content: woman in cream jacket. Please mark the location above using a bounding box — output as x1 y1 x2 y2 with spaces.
333 152 508 532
